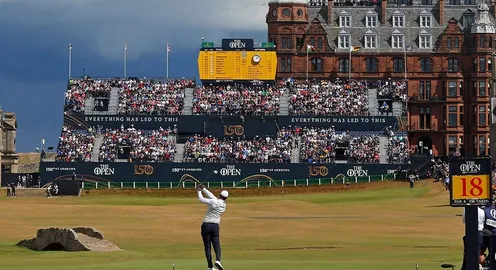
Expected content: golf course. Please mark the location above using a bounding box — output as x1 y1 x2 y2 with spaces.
0 180 463 270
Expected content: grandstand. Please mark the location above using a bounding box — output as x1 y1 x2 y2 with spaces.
58 77 409 166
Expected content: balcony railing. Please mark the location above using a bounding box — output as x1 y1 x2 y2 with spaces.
409 122 438 131
409 96 446 103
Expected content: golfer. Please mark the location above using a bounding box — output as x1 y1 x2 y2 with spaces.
197 184 228 270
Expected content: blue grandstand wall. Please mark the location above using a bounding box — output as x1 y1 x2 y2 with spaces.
38 162 408 185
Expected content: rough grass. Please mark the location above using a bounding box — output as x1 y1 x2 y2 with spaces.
0 180 463 270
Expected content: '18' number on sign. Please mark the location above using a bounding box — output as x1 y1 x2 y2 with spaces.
460 177 483 197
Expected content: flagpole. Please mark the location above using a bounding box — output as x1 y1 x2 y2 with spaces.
124 43 127 79
166 43 169 79
403 45 407 81
68 43 72 80
348 46 352 81
306 48 309 82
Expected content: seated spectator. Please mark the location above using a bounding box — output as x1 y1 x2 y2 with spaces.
56 126 95 162
64 77 116 113
289 80 369 116
192 84 283 115
387 132 409 164
99 125 177 162
183 131 293 163
117 78 194 115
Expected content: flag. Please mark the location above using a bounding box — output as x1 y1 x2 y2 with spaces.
167 44 171 52
69 43 72 49
307 44 316 52
350 46 361 52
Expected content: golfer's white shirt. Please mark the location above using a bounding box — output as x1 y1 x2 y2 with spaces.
462 207 485 231
198 188 226 224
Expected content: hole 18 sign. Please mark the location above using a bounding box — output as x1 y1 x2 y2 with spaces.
449 156 493 207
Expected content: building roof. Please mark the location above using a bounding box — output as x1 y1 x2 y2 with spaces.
304 1 494 53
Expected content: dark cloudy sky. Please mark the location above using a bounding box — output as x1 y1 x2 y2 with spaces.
0 0 268 152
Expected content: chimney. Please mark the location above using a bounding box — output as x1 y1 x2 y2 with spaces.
327 0 333 24
439 0 445 26
381 0 388 25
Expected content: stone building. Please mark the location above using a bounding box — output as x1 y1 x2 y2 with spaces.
267 0 496 156
0 107 19 186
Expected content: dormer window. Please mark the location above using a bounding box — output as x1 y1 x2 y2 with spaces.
393 11 405 27
419 30 433 49
365 10 378 28
420 11 432 28
391 30 404 49
364 29 378 49
338 29 350 49
463 10 475 28
339 11 351 28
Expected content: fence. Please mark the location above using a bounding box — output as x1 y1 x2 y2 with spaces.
82 173 398 189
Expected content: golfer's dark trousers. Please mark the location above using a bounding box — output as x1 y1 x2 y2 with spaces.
201 222 221 268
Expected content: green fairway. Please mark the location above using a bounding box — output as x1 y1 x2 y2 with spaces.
0 182 464 269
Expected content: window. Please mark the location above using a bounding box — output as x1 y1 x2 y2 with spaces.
296 37 304 48
479 106 487 126
463 14 475 28
448 58 459 72
489 58 493 71
479 57 486 72
339 59 349 72
365 35 377 49
366 15 377 27
393 58 404 72
280 58 291 72
447 38 452 49
419 106 431 129
339 16 351 27
447 81 457 97
310 37 315 47
392 35 404 49
311 58 323 72
448 106 458 126
297 9 303 16
317 37 323 49
421 0 432 4
281 37 292 49
449 0 460 4
448 136 457 155
393 15 405 27
365 58 378 72
454 38 460 48
420 15 431 28
419 35 432 49
338 35 350 49
282 8 291 17
479 36 491 48
479 136 487 155
419 81 432 99
465 0 475 4
420 58 432 72
479 81 487 96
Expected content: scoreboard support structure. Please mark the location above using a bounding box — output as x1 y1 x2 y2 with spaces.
449 156 493 270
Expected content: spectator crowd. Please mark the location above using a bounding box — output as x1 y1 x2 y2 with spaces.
192 84 283 115
289 80 370 116
299 127 380 163
183 129 294 163
386 130 409 164
56 126 95 162
65 78 118 113
98 125 177 162
118 78 194 115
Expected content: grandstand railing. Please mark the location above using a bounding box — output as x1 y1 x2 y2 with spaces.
69 77 197 83
82 173 400 189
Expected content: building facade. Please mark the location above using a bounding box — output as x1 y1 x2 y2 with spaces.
0 107 19 186
267 0 496 156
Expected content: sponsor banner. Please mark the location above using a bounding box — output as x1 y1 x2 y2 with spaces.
39 162 407 185
221 39 254 50
65 114 400 133
205 122 278 139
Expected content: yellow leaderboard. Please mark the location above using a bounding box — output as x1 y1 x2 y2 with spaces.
198 50 277 81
